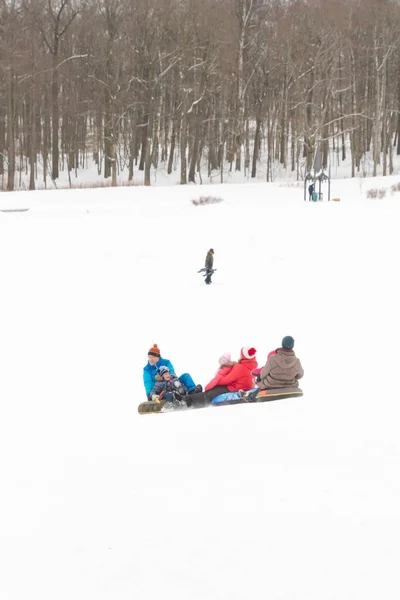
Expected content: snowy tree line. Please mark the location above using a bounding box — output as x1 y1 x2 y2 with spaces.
1 0 400 190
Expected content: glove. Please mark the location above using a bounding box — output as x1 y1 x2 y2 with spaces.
152 394 160 403
173 380 185 394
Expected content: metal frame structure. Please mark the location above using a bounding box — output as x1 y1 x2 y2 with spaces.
304 141 331 202
304 168 331 202
304 141 331 201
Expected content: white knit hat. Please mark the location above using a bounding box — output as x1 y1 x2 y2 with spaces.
218 352 231 367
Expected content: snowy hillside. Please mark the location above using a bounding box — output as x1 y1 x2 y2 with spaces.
0 177 400 600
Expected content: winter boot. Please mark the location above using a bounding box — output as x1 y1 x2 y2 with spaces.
239 389 257 403
189 384 203 394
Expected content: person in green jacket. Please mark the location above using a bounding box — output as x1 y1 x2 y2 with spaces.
205 248 214 284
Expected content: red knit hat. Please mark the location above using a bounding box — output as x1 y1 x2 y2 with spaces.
148 343 161 357
240 346 256 360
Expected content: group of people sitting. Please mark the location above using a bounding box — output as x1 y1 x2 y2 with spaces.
143 338 304 412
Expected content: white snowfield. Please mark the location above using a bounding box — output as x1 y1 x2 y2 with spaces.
0 177 400 600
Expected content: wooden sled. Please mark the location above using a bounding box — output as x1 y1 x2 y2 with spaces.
138 399 166 415
256 387 303 402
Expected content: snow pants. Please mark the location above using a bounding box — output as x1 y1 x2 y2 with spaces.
178 373 197 392
185 385 230 408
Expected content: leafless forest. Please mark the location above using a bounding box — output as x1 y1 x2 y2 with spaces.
1 0 400 190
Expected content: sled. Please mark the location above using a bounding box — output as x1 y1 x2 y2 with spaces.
198 267 217 284
138 387 303 414
138 399 166 415
256 387 303 401
211 390 253 406
211 387 303 406
198 268 217 274
0 208 30 213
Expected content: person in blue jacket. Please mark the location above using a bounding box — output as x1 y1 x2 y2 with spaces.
143 343 201 399
308 183 315 201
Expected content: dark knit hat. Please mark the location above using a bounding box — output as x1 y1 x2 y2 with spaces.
148 343 161 357
282 336 295 350
209 248 214 253
158 366 170 377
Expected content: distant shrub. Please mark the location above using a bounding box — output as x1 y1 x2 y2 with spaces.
366 187 386 199
390 182 400 194
192 195 224 206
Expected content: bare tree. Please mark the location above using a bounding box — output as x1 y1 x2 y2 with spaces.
24 0 79 180
1 0 400 191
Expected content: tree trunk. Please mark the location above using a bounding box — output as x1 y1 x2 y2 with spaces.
188 107 201 183
244 117 250 174
280 67 288 167
51 52 59 180
111 110 117 186
138 110 148 171
180 95 188 185
7 70 15 191
144 101 153 186
251 116 262 178
0 108 5 176
382 61 387 176
373 40 381 177
305 70 314 170
128 126 136 181
29 88 36 190
43 112 51 187
167 123 176 175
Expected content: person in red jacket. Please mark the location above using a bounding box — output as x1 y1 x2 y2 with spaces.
164 347 258 411
216 346 257 392
204 352 236 391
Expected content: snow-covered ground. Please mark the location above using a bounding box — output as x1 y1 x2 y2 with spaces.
0 176 400 599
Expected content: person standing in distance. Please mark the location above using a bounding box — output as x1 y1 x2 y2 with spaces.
205 248 214 284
